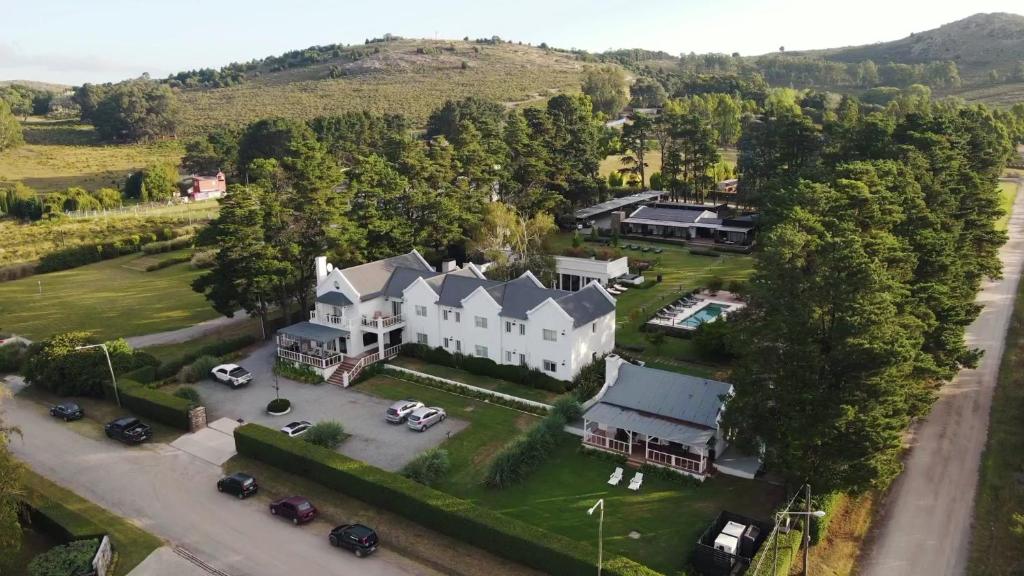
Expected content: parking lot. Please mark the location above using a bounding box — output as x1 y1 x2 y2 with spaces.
191 343 467 471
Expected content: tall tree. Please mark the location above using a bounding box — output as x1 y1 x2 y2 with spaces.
619 114 653 187
90 80 180 142
581 66 629 117
0 101 23 153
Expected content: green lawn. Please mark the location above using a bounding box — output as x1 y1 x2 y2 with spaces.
997 180 1019 231
968 266 1024 573
357 374 780 574
0 251 218 341
141 317 261 364
21 468 162 576
386 357 561 403
550 232 753 377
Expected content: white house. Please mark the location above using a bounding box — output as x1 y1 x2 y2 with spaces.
553 255 630 292
581 355 737 481
276 250 617 386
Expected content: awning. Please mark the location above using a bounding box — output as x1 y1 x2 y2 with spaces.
316 291 352 307
583 402 714 447
278 321 348 342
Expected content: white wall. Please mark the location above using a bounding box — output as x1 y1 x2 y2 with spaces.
569 311 617 377
455 288 503 361
402 279 442 348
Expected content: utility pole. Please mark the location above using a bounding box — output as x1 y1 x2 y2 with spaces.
803 484 811 576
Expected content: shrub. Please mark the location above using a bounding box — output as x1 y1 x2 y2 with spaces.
178 355 220 384
145 252 192 271
551 396 582 422
22 332 140 397
141 235 193 255
706 276 725 293
190 249 217 269
692 320 737 362
21 489 105 542
809 492 842 545
484 402 577 488
303 421 346 449
106 379 194 430
234 424 659 576
173 386 201 406
570 359 605 402
274 359 323 384
689 248 719 258
155 335 257 380
401 344 568 393
27 538 99 576
0 341 29 373
378 368 548 415
267 398 291 414
401 448 451 486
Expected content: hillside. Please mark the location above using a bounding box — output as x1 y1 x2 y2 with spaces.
176 39 600 134
794 12 1024 81
0 79 71 92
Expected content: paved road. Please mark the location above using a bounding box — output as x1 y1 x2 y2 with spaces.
126 310 249 348
860 179 1024 576
3 381 442 576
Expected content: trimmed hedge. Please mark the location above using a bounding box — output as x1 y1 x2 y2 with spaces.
154 334 258 380
809 492 842 545
27 538 99 576
144 252 192 271
22 491 105 543
402 344 568 393
104 378 193 430
141 235 193 255
750 528 802 576
688 248 719 258
235 424 661 576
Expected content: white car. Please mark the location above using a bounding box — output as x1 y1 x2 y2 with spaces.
385 400 425 424
280 421 312 437
211 364 253 388
406 407 447 432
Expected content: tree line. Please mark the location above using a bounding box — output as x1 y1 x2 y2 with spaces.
726 92 1015 493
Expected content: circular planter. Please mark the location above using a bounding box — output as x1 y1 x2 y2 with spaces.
266 398 292 416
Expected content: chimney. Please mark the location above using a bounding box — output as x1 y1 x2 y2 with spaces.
441 259 457 273
314 256 328 283
604 354 624 389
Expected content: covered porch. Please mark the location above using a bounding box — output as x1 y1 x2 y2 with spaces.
276 321 350 376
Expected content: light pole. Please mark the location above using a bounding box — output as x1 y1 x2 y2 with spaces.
76 344 120 407
774 504 825 575
587 499 605 576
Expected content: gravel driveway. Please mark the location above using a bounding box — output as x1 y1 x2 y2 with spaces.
191 343 467 471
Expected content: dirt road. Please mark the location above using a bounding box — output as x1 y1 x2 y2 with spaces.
859 180 1024 575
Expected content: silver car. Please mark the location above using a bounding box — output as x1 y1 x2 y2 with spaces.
385 400 424 424
406 407 447 432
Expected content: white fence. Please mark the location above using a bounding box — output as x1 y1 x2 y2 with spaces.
383 364 553 411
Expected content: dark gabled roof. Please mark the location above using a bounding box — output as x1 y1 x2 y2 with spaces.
598 363 733 429
382 267 440 298
435 275 505 308
556 284 617 327
316 291 352 307
340 252 433 301
626 206 712 225
496 276 562 320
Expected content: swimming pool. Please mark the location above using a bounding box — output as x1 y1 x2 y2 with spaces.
679 303 728 328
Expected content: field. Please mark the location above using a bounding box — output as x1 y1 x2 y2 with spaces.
598 148 738 188
968 267 1024 573
549 233 754 377
947 81 1024 107
358 373 781 574
0 120 183 192
178 39 594 134
0 250 217 341
387 356 560 403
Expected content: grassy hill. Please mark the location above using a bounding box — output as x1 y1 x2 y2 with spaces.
792 12 1024 82
176 39 598 134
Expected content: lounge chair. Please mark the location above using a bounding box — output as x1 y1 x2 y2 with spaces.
614 284 628 291
628 472 644 491
641 246 651 253
654 248 664 254
608 467 624 486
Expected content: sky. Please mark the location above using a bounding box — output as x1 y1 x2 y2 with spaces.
2 0 1022 85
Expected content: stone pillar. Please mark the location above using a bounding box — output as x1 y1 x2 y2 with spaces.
188 406 207 432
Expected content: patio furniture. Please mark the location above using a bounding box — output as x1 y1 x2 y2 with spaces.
641 247 651 253
628 472 644 491
614 284 628 291
608 467 623 486
654 248 664 254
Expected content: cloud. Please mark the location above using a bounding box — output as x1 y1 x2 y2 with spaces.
0 42 154 84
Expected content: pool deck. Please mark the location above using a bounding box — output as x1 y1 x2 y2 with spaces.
646 290 746 332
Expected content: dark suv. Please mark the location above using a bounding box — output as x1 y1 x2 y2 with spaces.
49 402 84 421
217 473 258 499
104 417 152 444
329 524 379 557
269 496 317 525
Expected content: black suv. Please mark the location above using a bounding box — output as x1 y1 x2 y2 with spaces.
329 524 379 557
104 417 152 444
49 402 84 421
217 472 258 499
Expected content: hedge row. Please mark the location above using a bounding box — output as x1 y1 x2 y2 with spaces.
483 399 579 487
749 528 802 576
234 424 661 576
35 227 188 273
104 378 193 430
809 492 842 545
402 343 568 393
140 235 194 255
22 488 106 543
144 252 192 271
153 334 258 380
378 367 548 416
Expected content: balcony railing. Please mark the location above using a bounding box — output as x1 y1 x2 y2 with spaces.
310 310 347 326
277 348 343 369
583 431 631 455
646 447 704 474
360 314 404 330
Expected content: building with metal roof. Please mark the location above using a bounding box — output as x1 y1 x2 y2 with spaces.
574 191 665 224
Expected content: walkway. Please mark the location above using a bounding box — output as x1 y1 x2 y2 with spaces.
125 310 248 348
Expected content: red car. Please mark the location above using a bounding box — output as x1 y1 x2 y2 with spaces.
269 496 317 525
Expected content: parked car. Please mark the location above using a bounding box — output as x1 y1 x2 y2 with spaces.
104 417 152 444
49 402 83 422
406 407 447 432
269 496 317 525
217 472 258 499
280 421 312 437
329 523 379 557
210 364 253 388
385 400 424 424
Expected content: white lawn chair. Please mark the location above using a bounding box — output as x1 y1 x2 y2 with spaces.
608 467 623 486
628 472 644 491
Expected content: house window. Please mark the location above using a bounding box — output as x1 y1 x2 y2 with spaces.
456 340 462 352
443 337 450 348
543 360 557 373
475 316 487 329
455 312 461 323
415 305 427 317
505 321 512 333
505 351 513 362
592 322 597 333
417 333 428 345
543 329 557 342
519 353 526 366
519 324 525 336
475 345 488 358
443 309 449 321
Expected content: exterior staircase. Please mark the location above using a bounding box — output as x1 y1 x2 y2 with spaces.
327 358 361 387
